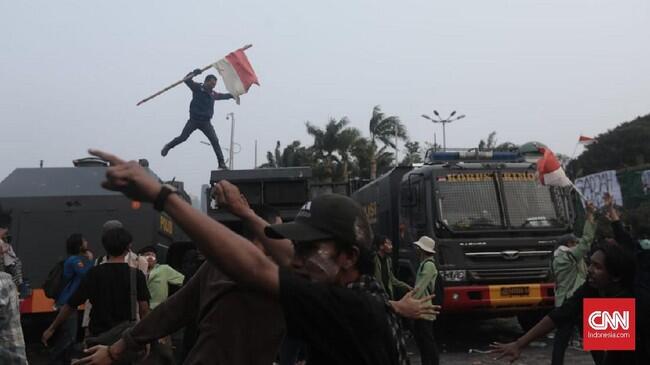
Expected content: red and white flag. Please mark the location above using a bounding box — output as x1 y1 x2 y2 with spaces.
578 135 595 145
537 147 572 187
213 47 259 102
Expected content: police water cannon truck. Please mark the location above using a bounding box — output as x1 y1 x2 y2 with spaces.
352 147 575 329
0 158 190 315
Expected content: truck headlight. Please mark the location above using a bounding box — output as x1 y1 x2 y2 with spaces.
440 270 466 282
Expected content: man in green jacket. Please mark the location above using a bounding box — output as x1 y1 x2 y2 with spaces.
412 236 439 365
550 202 595 365
139 245 185 309
374 235 412 300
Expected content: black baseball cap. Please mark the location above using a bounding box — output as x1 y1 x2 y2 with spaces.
265 194 373 250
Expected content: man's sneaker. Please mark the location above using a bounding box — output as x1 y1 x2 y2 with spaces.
218 164 229 170
161 145 170 157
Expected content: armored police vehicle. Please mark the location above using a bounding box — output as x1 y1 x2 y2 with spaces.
352 148 574 328
0 158 190 314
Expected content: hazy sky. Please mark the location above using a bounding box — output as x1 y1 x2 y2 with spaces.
1 0 649 196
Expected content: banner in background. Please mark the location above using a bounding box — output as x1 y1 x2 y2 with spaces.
575 170 623 208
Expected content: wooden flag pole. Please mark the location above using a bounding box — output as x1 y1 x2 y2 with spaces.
136 44 253 106
569 180 587 202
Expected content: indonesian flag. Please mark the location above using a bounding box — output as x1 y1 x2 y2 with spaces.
537 147 572 187
578 135 595 145
212 47 259 102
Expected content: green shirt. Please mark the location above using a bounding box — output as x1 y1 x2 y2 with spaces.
552 220 596 307
147 264 185 309
373 254 411 300
414 257 438 321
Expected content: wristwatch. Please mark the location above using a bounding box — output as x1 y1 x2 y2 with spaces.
153 184 178 211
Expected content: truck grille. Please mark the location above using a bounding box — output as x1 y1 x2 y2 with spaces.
469 267 550 282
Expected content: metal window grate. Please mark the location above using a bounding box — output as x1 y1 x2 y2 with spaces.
437 179 502 230
502 181 560 227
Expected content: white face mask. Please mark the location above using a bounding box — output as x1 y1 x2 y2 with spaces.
640 239 650 250
304 249 340 283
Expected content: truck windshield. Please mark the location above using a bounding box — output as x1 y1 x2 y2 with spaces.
435 173 503 230
434 171 566 231
501 177 564 228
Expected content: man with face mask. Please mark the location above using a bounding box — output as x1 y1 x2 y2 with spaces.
161 69 234 169
138 246 184 310
77 149 438 365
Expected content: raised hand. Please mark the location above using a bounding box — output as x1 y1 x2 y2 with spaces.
211 180 252 218
88 149 162 203
602 192 620 221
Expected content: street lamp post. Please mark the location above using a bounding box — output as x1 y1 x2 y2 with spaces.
421 110 466 151
226 112 235 169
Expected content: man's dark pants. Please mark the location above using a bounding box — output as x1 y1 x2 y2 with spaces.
413 319 439 365
166 118 226 165
48 311 77 365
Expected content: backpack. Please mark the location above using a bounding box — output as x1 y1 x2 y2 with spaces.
42 260 65 299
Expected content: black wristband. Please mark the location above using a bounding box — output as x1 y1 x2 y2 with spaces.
153 185 176 211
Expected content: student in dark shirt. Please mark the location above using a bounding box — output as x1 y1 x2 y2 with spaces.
160 69 234 169
79 206 287 365
42 227 150 345
490 240 637 365
79 150 439 365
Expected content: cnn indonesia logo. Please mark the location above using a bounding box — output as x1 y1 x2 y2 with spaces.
583 298 635 351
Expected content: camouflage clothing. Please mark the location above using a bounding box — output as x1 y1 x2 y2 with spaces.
0 272 27 364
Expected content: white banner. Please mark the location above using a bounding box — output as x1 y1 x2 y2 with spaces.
574 170 623 208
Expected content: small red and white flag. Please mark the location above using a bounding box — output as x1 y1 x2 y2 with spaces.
213 47 259 102
537 147 572 187
578 135 595 145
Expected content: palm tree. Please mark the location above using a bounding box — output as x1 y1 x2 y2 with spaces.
306 117 356 182
368 105 407 179
259 140 313 168
337 127 361 181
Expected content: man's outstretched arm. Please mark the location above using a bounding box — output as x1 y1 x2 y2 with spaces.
211 183 294 267
88 149 279 296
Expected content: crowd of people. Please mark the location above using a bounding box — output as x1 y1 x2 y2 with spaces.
1 151 649 365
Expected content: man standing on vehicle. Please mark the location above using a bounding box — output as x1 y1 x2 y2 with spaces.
160 70 234 169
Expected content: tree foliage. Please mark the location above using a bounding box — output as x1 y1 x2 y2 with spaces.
569 114 650 176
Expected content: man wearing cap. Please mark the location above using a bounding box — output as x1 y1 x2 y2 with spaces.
550 203 596 365
160 69 234 169
79 149 440 365
412 236 440 365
